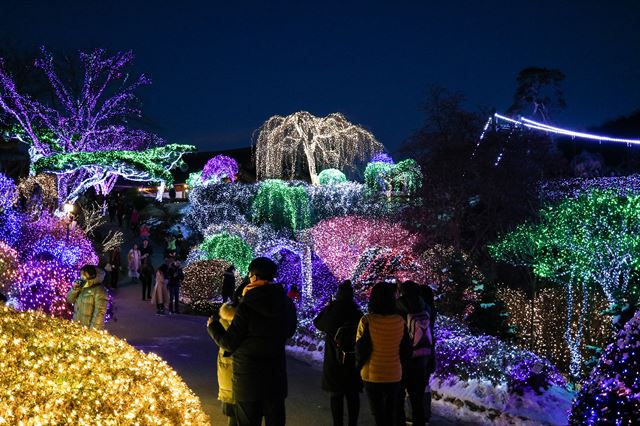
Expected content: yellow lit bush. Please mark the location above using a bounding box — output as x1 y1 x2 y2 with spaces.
0 305 209 425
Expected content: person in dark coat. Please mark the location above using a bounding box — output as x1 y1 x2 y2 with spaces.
396 281 435 426
207 257 297 426
108 247 121 289
167 259 184 314
221 265 236 303
139 258 154 300
314 280 364 426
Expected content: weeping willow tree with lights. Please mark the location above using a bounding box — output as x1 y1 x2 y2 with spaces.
253 111 385 184
252 179 312 231
490 190 640 381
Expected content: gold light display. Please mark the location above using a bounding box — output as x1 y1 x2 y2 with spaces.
0 305 209 425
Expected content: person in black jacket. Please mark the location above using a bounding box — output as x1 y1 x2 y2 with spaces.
208 257 297 426
396 281 435 426
222 265 236 303
314 280 363 426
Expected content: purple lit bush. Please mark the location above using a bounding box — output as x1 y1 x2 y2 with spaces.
435 315 566 393
201 155 239 183
0 173 17 211
569 310 640 425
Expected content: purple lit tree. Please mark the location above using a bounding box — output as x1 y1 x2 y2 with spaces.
0 48 163 203
201 155 239 183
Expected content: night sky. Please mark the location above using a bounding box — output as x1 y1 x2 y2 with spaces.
2 0 639 153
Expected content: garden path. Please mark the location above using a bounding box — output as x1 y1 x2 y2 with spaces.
104 221 472 425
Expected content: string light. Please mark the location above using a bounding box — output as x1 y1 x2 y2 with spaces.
251 180 312 232
317 168 347 185
201 155 239 183
181 259 234 304
199 232 254 275
0 305 209 424
33 144 195 204
253 111 384 184
569 310 640 425
364 159 423 195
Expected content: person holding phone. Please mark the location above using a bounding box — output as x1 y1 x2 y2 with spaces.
66 265 108 330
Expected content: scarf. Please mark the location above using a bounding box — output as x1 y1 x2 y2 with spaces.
242 279 270 296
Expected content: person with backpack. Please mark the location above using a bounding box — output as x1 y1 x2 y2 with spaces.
418 284 437 422
313 281 363 426
395 281 434 426
356 282 411 426
207 257 297 426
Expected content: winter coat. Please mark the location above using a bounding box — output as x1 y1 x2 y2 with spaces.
66 270 108 330
313 300 363 393
356 313 409 383
151 270 170 304
217 303 236 403
128 249 140 277
208 282 297 402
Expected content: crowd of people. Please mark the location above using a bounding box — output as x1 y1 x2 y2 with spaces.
207 256 436 426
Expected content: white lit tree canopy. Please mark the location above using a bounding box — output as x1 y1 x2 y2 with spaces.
253 111 385 184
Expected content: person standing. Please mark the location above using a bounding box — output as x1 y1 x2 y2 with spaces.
66 265 108 330
356 283 411 426
167 260 184 314
151 263 170 315
128 243 141 282
418 284 437 423
395 281 434 426
207 257 297 426
130 207 140 232
314 281 363 426
216 298 239 425
107 197 117 223
140 239 153 265
140 258 154 301
221 265 236 303
116 199 125 227
108 247 121 289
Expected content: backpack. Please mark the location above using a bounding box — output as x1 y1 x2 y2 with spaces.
406 310 433 358
334 324 358 365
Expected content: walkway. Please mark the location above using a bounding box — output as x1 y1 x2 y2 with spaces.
103 223 468 425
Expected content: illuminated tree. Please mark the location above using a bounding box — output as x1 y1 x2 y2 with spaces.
364 158 423 195
253 111 384 184
490 190 640 380
252 180 312 231
33 144 195 203
0 48 158 162
0 48 167 205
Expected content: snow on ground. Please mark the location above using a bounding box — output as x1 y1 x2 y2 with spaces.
286 345 575 425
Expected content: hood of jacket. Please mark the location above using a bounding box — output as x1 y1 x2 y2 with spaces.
241 283 289 318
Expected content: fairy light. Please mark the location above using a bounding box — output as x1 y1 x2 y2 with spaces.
317 168 347 185
251 180 312 232
199 232 254 275
181 259 234 304
253 111 385 184
33 144 195 204
201 155 239 183
494 113 640 145
569 310 640 425
364 159 423 195
0 305 209 424
0 241 18 292
498 287 611 376
309 216 420 281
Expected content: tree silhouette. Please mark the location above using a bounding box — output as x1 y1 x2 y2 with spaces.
508 67 566 123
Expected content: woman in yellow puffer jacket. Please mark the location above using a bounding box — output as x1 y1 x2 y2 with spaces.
356 283 411 426
217 302 236 425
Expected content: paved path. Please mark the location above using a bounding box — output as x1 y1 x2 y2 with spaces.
104 223 472 425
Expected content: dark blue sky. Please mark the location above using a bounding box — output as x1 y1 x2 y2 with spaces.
2 0 639 153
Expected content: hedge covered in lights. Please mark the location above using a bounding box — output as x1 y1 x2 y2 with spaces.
200 232 254 275
0 305 209 425
569 309 640 425
181 259 235 305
